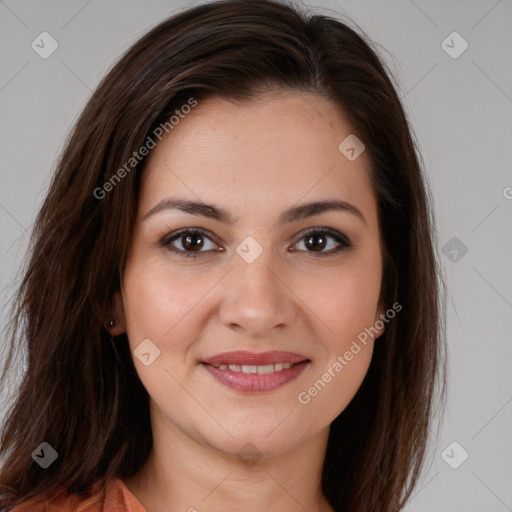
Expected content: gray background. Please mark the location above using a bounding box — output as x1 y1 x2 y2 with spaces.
0 1 511 510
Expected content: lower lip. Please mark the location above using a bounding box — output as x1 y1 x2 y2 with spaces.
201 361 309 392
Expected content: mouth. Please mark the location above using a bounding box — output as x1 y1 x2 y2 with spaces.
200 350 310 392
207 361 302 373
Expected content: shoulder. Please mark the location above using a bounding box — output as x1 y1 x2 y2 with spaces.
8 477 143 512
9 490 99 512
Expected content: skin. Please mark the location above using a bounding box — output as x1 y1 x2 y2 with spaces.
110 90 386 512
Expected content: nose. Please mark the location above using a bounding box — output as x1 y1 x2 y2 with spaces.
218 251 297 338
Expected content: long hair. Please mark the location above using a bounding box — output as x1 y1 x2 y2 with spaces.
0 1 447 510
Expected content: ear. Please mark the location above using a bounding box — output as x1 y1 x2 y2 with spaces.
106 291 127 336
374 301 386 339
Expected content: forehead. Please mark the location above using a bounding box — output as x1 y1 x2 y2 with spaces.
138 91 376 224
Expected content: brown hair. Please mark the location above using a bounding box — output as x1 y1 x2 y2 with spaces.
0 1 447 510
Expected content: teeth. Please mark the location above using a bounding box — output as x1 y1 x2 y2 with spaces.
257 364 274 374
213 362 297 373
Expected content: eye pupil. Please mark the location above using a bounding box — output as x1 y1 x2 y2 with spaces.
305 234 326 252
183 234 204 251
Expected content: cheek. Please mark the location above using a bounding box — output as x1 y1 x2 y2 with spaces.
121 262 200 406
296 257 382 344
123 256 200 339
296 270 380 419
298 344 374 428
296 261 381 422
121 255 224 387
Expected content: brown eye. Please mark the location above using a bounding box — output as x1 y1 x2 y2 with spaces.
161 229 218 258
304 233 328 252
292 228 352 256
181 233 205 251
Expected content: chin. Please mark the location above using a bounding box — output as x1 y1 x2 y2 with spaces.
200 417 311 460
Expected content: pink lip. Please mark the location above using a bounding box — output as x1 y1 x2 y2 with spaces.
202 350 309 366
200 350 310 393
202 361 309 392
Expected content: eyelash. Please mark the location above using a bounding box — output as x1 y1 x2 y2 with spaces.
160 227 352 259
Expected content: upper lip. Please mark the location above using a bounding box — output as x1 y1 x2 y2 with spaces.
202 350 309 366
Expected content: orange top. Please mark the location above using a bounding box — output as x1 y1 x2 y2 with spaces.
10 477 147 512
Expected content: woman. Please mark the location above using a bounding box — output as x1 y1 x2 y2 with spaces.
0 0 447 511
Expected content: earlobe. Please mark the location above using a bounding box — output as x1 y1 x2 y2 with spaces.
375 302 386 339
106 291 127 336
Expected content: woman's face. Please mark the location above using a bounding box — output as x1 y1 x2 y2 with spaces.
113 90 385 458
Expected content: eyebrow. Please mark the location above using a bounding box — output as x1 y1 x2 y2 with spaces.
143 197 367 226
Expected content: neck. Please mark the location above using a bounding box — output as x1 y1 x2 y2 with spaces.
124 406 334 512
